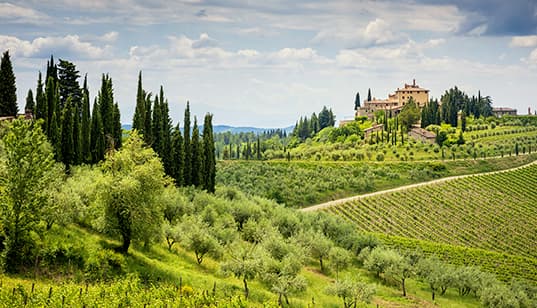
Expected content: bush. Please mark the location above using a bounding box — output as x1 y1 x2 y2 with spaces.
376 153 385 161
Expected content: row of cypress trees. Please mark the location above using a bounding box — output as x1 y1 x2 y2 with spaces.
132 72 215 192
25 56 121 167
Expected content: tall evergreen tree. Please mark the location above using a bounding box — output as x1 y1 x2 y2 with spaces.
45 77 57 137
152 94 163 153
57 59 81 109
171 123 184 186
112 102 122 149
202 114 216 192
90 99 105 163
191 117 202 187
367 88 372 101
72 101 81 165
159 89 173 176
81 75 91 162
0 51 18 116
354 92 360 110
143 91 153 144
35 72 46 121
183 102 192 185
25 89 35 113
60 97 74 167
45 55 57 84
99 74 114 141
132 71 146 136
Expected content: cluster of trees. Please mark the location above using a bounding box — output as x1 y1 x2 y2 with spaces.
25 56 122 167
215 129 289 161
421 87 493 128
359 246 536 307
0 51 17 117
292 106 335 141
131 73 215 191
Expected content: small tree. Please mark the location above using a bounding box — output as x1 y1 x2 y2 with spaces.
221 240 262 299
399 99 420 129
325 278 376 308
385 254 415 297
99 131 167 253
329 247 352 280
181 216 222 264
0 51 18 116
0 118 57 271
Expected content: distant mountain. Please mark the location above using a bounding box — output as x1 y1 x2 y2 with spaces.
122 124 294 135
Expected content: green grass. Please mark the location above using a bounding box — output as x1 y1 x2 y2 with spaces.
0 225 484 307
217 154 537 207
323 163 537 281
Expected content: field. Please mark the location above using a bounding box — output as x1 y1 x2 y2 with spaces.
323 162 537 281
217 154 537 207
288 125 537 162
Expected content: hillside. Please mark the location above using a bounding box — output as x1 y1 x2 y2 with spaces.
322 161 537 281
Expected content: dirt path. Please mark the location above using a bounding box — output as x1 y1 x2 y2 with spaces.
300 159 537 212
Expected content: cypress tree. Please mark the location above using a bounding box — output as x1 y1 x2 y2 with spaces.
191 117 201 187
72 101 81 165
183 102 192 185
160 93 173 176
256 136 261 160
143 91 152 144
50 82 61 160
367 88 372 101
81 75 91 162
354 92 360 110
112 102 122 149
90 99 105 163
45 55 57 84
132 71 146 136
171 123 184 186
152 94 162 153
60 97 74 167
25 89 34 113
35 72 46 122
0 51 18 116
57 59 81 109
45 77 57 137
99 74 114 140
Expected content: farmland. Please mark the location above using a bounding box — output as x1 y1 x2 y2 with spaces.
217 154 537 207
323 161 537 281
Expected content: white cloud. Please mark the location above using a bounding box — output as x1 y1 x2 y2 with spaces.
237 49 259 57
312 18 403 47
528 48 537 64
0 34 109 59
0 3 49 23
510 35 537 48
100 31 119 43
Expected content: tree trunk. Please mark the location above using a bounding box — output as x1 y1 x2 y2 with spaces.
402 278 406 297
278 294 282 307
319 256 323 272
120 235 131 254
285 295 289 305
432 290 435 301
243 278 249 299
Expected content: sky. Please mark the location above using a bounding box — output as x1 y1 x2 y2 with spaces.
1 0 537 127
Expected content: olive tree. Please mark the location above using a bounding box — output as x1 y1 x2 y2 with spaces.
99 131 167 253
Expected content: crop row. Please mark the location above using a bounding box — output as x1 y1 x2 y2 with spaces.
325 163 537 278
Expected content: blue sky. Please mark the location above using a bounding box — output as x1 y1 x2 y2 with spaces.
1 0 537 127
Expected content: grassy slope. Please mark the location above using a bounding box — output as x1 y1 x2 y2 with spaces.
324 162 537 281
217 154 537 207
0 225 481 307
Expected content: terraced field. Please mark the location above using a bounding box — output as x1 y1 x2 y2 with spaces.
323 162 537 280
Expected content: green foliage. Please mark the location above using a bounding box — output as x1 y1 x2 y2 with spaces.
399 98 420 129
0 50 17 116
202 113 216 192
0 118 58 271
99 132 167 253
325 277 376 308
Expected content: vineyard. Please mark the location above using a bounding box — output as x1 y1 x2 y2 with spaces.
324 162 537 280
